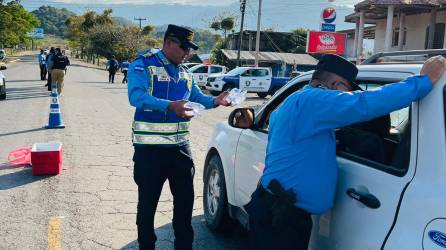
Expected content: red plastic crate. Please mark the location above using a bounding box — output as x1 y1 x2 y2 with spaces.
31 142 63 176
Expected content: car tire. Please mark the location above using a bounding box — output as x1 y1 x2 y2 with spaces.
203 154 233 232
257 92 268 98
209 90 221 96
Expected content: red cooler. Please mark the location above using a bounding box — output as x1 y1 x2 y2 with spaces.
31 142 63 175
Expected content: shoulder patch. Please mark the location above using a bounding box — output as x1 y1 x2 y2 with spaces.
134 65 145 72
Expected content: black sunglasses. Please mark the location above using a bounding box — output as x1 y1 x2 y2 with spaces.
168 37 191 52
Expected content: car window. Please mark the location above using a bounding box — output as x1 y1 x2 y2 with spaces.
192 66 208 73
242 70 253 77
336 80 412 176
253 69 268 77
210 66 223 74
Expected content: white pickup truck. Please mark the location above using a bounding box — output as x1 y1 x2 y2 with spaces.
205 66 290 98
188 64 226 88
202 59 446 249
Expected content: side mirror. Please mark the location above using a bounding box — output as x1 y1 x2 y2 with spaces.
0 65 6 70
228 108 255 129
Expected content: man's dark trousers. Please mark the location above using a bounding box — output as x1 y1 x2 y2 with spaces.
122 70 128 83
40 64 47 80
245 185 313 250
109 70 116 83
133 145 195 250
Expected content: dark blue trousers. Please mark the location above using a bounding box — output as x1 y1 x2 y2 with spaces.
133 145 195 250
245 185 313 250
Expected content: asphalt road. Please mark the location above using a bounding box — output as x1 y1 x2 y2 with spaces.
0 55 267 249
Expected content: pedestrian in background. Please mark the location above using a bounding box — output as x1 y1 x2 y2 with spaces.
45 47 55 91
38 49 47 80
106 55 119 83
127 24 231 250
245 54 446 250
121 59 130 84
50 48 70 95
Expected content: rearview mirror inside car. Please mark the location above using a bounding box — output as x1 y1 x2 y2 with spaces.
228 108 255 129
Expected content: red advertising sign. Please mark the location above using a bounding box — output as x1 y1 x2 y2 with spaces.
306 31 346 55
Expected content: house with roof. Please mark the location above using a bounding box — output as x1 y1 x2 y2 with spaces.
342 0 446 61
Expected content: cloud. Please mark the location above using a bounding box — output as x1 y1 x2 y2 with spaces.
45 0 238 6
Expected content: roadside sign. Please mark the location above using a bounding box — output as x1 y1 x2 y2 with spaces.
27 28 44 39
306 31 346 55
321 23 336 32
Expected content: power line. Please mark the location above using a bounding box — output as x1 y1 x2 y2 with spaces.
134 17 147 30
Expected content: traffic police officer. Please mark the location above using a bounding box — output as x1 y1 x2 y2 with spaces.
245 54 446 249
127 24 230 250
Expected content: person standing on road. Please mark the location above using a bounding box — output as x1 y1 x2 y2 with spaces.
127 24 231 250
45 47 55 91
50 48 70 95
121 59 130 84
106 55 119 83
244 54 446 250
38 49 47 80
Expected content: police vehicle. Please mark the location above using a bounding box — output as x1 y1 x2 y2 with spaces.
205 66 290 98
0 64 6 100
202 50 446 249
188 63 226 89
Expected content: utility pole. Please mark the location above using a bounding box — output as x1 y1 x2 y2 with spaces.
254 0 262 67
236 0 247 67
134 17 147 30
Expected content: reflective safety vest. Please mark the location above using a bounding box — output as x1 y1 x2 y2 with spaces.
132 50 193 147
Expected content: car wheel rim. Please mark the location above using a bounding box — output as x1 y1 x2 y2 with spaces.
207 168 221 217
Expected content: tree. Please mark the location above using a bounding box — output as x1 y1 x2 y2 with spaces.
220 17 234 41
0 1 39 48
210 21 221 32
31 6 75 36
142 25 155 36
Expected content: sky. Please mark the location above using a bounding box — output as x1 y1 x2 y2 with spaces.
23 0 362 7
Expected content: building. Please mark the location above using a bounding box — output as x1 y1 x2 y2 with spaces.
226 30 305 53
344 0 446 61
221 49 318 77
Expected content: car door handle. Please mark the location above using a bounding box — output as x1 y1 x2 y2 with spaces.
346 188 381 209
266 79 271 80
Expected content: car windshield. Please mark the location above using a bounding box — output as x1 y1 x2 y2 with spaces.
226 67 249 76
188 64 204 72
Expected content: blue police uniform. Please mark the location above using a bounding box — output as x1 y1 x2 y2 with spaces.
127 49 216 250
38 53 47 80
121 61 130 84
246 54 433 250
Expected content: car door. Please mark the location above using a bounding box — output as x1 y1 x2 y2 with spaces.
233 74 312 207
192 65 208 86
310 71 418 250
240 69 270 92
210 66 224 75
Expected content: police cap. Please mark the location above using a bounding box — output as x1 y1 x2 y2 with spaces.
164 24 199 50
316 54 361 90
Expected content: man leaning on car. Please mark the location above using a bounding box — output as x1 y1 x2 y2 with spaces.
244 54 446 250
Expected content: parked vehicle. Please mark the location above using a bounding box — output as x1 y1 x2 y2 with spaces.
0 49 6 61
0 64 7 100
202 57 446 249
205 66 290 98
182 62 200 70
188 64 226 88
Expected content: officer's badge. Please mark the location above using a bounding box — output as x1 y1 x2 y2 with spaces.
156 67 170 82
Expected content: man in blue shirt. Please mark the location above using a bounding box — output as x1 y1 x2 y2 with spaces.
38 49 47 80
121 59 130 84
127 24 230 250
245 54 446 250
